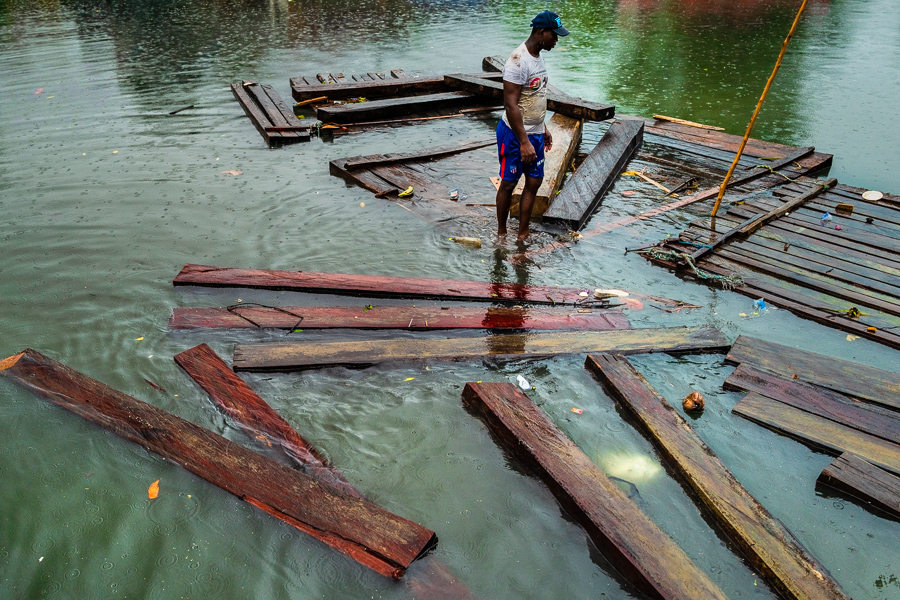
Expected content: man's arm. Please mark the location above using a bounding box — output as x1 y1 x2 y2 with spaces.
503 80 537 164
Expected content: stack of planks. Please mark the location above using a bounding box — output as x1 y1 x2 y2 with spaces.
724 336 900 520
640 176 900 349
230 81 310 146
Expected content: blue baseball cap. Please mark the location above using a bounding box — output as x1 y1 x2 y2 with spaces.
531 10 569 36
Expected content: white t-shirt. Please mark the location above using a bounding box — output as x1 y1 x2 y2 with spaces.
501 42 548 135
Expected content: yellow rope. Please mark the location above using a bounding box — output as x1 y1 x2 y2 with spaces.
711 0 810 217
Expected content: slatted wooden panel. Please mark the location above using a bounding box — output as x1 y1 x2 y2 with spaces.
818 453 900 519
230 82 309 146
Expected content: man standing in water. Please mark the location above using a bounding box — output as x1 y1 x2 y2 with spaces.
495 10 569 242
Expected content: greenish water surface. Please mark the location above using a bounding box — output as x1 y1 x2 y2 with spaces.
1 1 898 598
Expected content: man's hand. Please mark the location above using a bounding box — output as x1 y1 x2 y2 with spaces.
521 140 538 164
545 128 553 152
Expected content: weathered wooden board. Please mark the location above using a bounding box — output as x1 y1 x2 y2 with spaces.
174 263 649 306
230 82 309 146
0 349 437 578
733 392 900 477
444 73 616 122
174 343 360 496
510 112 584 218
291 70 502 102
317 91 498 124
341 138 495 171
461 382 729 600
724 364 900 444
169 305 631 331
726 336 900 411
818 453 900 519
542 120 644 231
585 354 851 600
233 326 728 372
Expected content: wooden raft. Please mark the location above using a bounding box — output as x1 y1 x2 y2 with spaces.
230 81 309 146
169 305 631 331
232 325 729 372
641 177 900 349
542 120 644 231
290 69 503 103
585 353 851 600
173 263 689 308
462 382 729 600
0 349 436 578
818 453 900 520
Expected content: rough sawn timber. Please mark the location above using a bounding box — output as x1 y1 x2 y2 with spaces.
543 120 644 230
174 344 360 496
443 73 615 121
230 82 309 146
232 325 729 371
461 382 730 600
169 305 631 331
818 453 900 520
0 349 437 578
726 335 900 411
317 91 498 125
585 353 851 600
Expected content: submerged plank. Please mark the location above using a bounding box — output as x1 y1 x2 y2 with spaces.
543 120 644 231
444 74 615 121
462 382 729 600
733 392 900 477
173 344 359 496
230 82 309 146
232 325 729 371
169 305 631 331
726 336 900 411
317 91 497 124
724 364 900 444
585 354 851 600
0 349 437 578
818 453 900 519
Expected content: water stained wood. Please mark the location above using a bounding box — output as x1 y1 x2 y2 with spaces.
0 349 437 578
230 81 309 146
726 335 900 411
231 325 729 372
317 91 499 125
290 70 502 102
585 353 851 600
461 382 730 600
818 453 900 520
169 305 631 331
543 120 644 231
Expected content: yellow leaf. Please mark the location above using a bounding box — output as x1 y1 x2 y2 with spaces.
148 479 160 499
404 377 415 381
135 337 144 341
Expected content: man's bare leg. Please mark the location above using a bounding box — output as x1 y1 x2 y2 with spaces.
495 179 517 237
516 175 543 241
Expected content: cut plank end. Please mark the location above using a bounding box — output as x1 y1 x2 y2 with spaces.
0 351 25 371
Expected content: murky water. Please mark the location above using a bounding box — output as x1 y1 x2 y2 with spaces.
2 1 898 598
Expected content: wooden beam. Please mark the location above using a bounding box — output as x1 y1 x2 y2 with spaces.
341 138 495 170
0 349 437 578
724 364 900 444
232 325 729 372
733 392 900 477
510 113 583 218
169 305 631 331
461 382 730 600
725 335 900 411
585 353 852 600
291 71 503 102
543 120 644 231
317 91 498 125
818 453 900 520
443 74 615 122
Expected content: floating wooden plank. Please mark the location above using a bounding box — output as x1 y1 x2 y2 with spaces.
341 138 495 171
0 349 437 578
173 344 360 496
444 73 616 122
461 382 729 600
724 364 900 444
818 453 900 520
585 353 851 600
510 113 583 219
230 82 309 146
169 305 631 331
317 91 498 125
232 325 729 372
652 114 724 131
290 71 502 102
733 392 900 477
543 120 644 231
173 263 684 307
726 336 900 411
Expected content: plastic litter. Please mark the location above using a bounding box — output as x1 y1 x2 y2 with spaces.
516 375 531 391
571 408 584 415
753 298 767 312
820 212 832 226
449 189 459 200
835 224 841 230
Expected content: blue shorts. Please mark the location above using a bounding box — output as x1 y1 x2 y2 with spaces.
496 119 545 182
